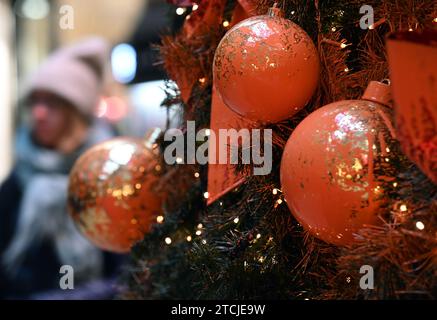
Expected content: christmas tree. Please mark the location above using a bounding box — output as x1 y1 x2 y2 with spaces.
71 0 437 300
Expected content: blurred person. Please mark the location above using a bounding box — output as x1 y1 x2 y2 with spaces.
0 38 123 299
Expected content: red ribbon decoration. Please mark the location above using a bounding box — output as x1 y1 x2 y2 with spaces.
207 86 251 205
183 0 226 39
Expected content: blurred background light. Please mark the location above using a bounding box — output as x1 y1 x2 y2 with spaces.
111 43 137 84
0 1 14 183
124 80 179 135
15 0 50 20
97 96 129 122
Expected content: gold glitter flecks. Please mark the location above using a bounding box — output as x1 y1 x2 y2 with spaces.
78 207 112 237
122 184 134 197
214 14 317 92
336 164 346 178
352 158 363 172
112 189 123 200
293 32 302 44
333 161 367 193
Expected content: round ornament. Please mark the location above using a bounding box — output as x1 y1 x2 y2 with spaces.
68 136 163 253
280 81 398 245
213 5 320 123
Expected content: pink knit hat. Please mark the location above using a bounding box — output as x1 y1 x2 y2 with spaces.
24 37 110 119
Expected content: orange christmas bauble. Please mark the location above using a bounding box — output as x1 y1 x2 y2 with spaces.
280 82 399 245
68 137 163 253
213 6 320 123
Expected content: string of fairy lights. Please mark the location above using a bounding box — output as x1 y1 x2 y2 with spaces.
161 1 433 247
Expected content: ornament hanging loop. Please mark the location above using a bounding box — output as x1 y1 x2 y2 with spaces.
268 2 284 18
381 78 391 85
362 80 393 108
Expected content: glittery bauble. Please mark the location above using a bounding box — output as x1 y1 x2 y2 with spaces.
213 8 320 123
387 30 437 184
280 84 398 245
68 137 162 253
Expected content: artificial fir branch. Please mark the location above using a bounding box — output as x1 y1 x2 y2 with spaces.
122 0 437 300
